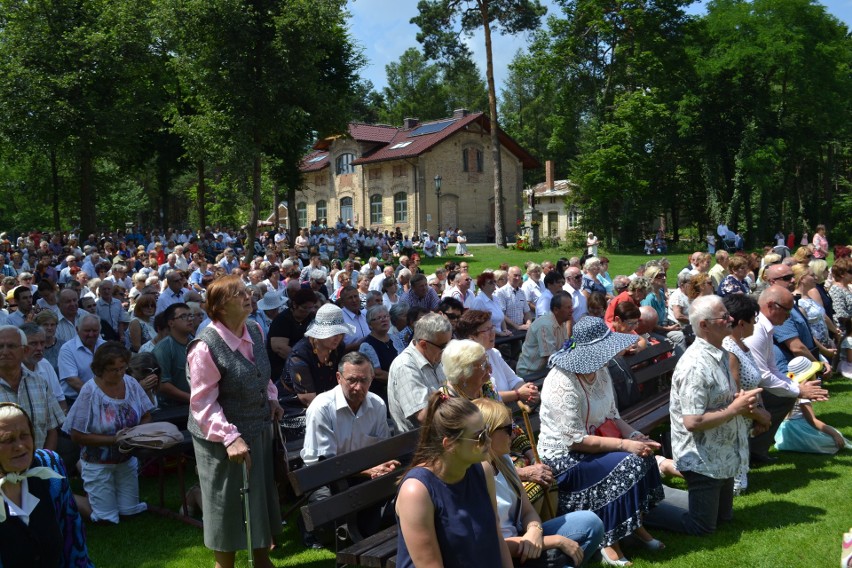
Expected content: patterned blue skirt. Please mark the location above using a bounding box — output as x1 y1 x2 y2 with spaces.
543 451 664 547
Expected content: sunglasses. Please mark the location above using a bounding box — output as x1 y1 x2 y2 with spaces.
423 339 449 351
776 274 795 282
458 428 490 447
492 424 513 437
142 367 160 376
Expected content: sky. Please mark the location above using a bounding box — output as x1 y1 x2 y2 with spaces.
348 0 852 95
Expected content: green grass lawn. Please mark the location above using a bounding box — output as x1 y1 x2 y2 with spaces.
81 247 849 567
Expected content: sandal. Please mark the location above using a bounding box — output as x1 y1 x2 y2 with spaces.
600 553 632 566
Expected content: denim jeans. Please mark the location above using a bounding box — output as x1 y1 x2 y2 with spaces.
543 510 605 567
645 473 733 536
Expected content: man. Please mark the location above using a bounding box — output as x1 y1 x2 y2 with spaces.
745 285 828 464
157 253 181 279
640 265 685 354
665 295 764 535
561 266 588 322
517 291 572 377
447 272 474 308
707 250 730 289
338 286 369 350
521 263 544 313
80 251 101 279
628 263 646 281
95 280 127 340
57 313 105 404
188 255 212 293
267 288 317 382
58 255 78 285
300 254 328 283
217 248 238 274
401 273 440 312
156 271 188 315
436 297 464 333
370 265 394 292
605 277 651 328
153 303 194 407
6 285 34 327
495 266 531 331
535 270 565 318
20 323 66 412
388 313 451 432
56 289 81 343
0 326 64 449
394 255 411 277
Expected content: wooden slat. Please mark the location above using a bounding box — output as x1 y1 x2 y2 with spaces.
336 526 398 566
289 429 419 496
301 469 403 531
631 354 679 385
354 530 399 567
622 340 673 366
495 329 527 346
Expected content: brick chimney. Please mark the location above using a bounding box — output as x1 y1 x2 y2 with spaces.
403 117 419 130
545 160 555 190
453 108 469 119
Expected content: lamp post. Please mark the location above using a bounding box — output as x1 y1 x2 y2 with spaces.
434 175 442 233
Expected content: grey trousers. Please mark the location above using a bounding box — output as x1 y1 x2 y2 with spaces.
750 391 796 458
645 473 734 536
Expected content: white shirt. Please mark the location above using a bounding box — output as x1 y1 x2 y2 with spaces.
563 283 588 321
35 359 65 404
522 278 544 305
486 348 523 393
342 307 369 347
744 314 800 397
155 287 188 315
300 386 389 465
369 273 388 292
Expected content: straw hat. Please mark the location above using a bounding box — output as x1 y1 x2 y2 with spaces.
304 304 355 339
548 317 638 374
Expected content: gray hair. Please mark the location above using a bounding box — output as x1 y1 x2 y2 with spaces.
338 351 372 373
583 257 601 272
442 339 486 386
366 304 388 323
19 323 44 338
677 272 693 287
310 269 326 282
0 325 27 346
412 312 452 342
613 275 630 292
76 312 101 330
689 295 723 333
628 277 652 294
389 302 409 321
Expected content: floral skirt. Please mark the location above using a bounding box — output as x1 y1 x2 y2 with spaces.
543 451 664 547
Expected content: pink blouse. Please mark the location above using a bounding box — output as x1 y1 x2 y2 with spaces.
187 320 278 446
813 233 828 259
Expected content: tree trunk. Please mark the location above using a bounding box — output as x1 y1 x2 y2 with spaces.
273 182 279 230
245 153 262 265
50 148 61 232
79 150 96 236
287 184 298 237
158 152 171 229
480 1 505 248
197 161 206 230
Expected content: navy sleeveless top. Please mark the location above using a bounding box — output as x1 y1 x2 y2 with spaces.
395 463 502 568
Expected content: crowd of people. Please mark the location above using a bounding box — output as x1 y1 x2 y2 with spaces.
0 221 850 566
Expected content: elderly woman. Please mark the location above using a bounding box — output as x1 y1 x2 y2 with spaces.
358 305 401 405
63 342 153 524
597 256 615 296
718 255 751 297
829 257 852 330
443 339 497 400
807 259 834 321
128 293 157 352
812 224 829 260
127 351 161 406
0 403 93 566
580 257 607 299
793 264 839 360
471 272 511 336
186 275 284 567
685 273 715 301
539 317 665 566
475 398 604 567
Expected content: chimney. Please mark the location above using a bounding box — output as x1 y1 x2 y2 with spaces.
545 160 555 190
453 108 469 119
403 117 419 130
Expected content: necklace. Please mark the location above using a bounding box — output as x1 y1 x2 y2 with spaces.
577 371 597 384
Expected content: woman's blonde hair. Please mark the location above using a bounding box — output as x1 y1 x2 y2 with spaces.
473 398 525 500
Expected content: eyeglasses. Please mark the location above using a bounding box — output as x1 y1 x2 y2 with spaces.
567 275 582 281
492 424 513 437
142 367 160 375
776 274 794 282
477 359 491 371
231 289 251 298
422 339 449 351
475 326 495 335
704 312 731 322
172 313 193 320
341 376 371 386
771 301 794 313
458 428 490 447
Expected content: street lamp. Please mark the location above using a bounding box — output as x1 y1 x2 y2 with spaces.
434 175 442 232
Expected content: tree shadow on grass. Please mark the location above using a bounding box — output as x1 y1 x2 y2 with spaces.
816 411 852 430
825 379 852 395
745 456 842 495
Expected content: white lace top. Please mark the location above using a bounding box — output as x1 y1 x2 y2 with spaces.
538 366 620 460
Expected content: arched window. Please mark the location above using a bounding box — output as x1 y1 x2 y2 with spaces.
316 200 327 223
370 195 383 225
394 192 408 223
340 196 354 224
296 202 307 228
336 153 355 175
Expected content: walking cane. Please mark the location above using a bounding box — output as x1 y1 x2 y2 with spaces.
241 461 254 568
517 400 555 520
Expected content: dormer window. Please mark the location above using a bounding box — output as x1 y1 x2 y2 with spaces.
336 153 355 175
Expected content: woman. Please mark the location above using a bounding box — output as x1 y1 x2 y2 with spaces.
128 351 161 406
610 302 647 353
185 275 283 568
455 310 538 404
667 272 691 325
685 273 715 301
598 257 614 296
35 309 64 375
829 257 852 330
813 224 829 260
455 230 469 256
356 273 371 310
63 342 153 524
0 403 93 567
586 292 607 319
333 270 352 301
381 276 400 310
358 305 401 405
443 340 497 400
792 246 813 266
471 272 511 336
538 317 665 566
128 293 157 352
246 286 272 336
722 294 771 494
807 259 834 322
395 392 512 568
580 257 607 300
792 264 839 360
718 255 751 297
475 398 605 567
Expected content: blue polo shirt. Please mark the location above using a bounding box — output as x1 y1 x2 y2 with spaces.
772 306 817 373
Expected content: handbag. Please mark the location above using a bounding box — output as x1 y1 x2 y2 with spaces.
116 422 184 453
578 376 623 439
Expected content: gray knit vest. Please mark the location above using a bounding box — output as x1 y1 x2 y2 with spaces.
186 322 271 442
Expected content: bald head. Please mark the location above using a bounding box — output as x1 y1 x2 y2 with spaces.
764 264 794 290
637 306 659 335
759 285 795 325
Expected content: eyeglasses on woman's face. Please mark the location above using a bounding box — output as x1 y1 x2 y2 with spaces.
458 428 490 447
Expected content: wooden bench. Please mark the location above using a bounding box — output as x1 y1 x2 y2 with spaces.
288 429 420 568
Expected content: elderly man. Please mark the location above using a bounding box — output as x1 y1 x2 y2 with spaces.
445 271 474 308
338 285 369 350
95 280 127 340
56 288 81 343
605 277 650 328
57 313 105 404
561 266 588 321
0 326 64 449
707 250 730 289
156 270 188 315
663 295 764 535
20 322 66 412
517 291 572 377
369 265 395 292
496 266 531 332
400 273 440 312
745 284 829 465
641 265 685 354
535 270 566 318
521 263 544 313
217 248 239 274
388 313 451 432
58 255 79 285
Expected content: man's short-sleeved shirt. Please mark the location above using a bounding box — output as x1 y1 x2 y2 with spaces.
58 336 105 399
388 343 445 432
772 308 816 373
153 335 190 407
0 365 64 448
